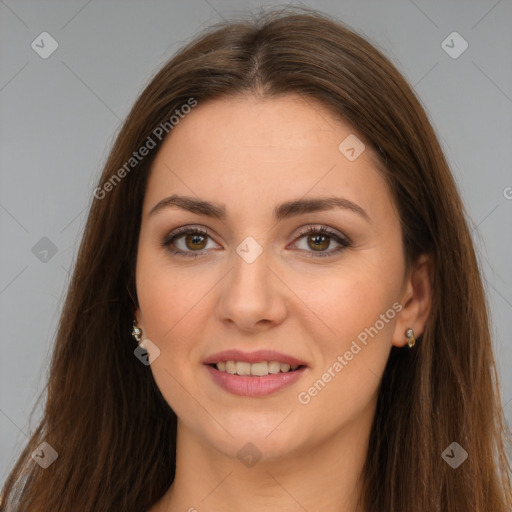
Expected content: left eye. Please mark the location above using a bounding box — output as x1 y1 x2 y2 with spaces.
162 225 351 258
291 226 351 257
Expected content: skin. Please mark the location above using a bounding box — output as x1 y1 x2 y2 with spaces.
135 93 433 512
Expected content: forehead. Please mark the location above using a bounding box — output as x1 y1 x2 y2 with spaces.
142 94 392 222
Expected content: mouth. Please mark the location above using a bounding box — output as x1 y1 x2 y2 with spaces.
204 349 308 369
203 349 309 396
206 361 306 377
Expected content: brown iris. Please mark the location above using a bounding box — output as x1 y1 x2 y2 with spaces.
308 233 330 251
185 233 207 250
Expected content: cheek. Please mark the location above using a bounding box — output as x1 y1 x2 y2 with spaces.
135 243 216 343
294 283 395 439
307 261 400 345
297 261 400 404
135 257 212 415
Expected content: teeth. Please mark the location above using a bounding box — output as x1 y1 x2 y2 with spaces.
235 361 251 375
214 360 301 376
251 362 269 376
268 361 281 374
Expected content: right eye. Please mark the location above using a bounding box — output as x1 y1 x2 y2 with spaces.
162 226 220 258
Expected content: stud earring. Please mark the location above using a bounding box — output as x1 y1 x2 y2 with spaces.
132 321 142 342
406 328 416 348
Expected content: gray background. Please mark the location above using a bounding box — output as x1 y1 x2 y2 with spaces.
1 0 511 484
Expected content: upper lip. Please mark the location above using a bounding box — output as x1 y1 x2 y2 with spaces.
204 349 308 367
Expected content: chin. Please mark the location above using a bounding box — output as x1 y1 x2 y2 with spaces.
199 413 309 462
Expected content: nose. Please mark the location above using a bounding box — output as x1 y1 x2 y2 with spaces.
216 242 288 333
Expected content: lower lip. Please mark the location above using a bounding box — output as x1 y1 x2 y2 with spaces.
205 364 307 397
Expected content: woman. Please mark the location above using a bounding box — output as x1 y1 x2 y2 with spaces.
1 6 511 512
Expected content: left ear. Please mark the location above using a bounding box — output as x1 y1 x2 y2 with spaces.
392 253 434 348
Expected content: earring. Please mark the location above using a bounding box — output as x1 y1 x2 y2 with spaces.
406 328 415 348
132 321 142 342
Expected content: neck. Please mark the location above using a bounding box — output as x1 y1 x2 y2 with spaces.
157 407 374 512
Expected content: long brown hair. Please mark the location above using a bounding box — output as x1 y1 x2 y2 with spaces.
2 6 511 511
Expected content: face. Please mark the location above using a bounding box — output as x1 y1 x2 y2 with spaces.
134 94 415 461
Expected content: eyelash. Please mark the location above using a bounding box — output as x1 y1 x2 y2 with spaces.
161 225 351 259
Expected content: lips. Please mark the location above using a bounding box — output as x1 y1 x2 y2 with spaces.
203 349 309 396
203 349 308 367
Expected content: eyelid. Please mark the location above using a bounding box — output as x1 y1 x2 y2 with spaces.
161 225 220 255
292 224 350 244
289 225 351 257
162 224 351 258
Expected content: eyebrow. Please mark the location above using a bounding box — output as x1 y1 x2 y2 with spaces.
148 194 370 222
